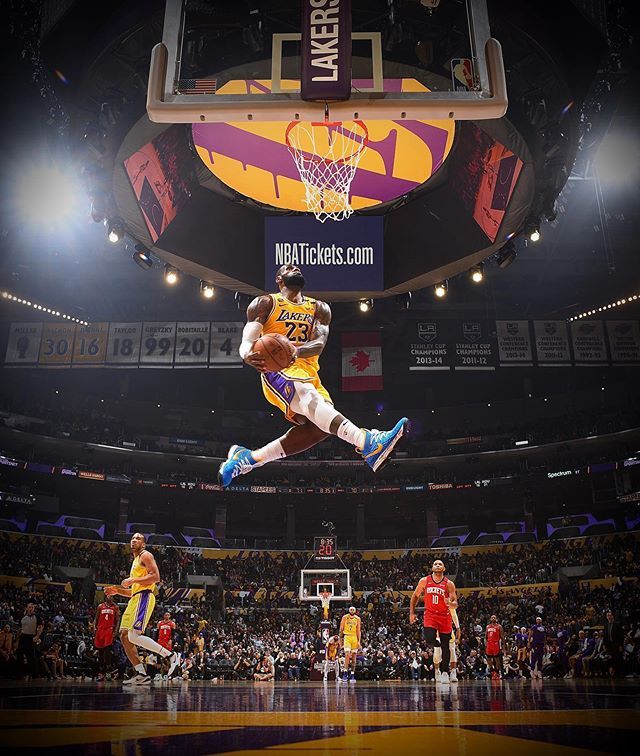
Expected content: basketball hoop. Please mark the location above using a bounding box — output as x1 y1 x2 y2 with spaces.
320 591 331 620
285 120 369 223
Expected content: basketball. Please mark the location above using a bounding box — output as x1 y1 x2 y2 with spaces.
252 333 296 372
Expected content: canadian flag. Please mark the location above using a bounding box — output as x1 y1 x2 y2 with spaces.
341 332 383 392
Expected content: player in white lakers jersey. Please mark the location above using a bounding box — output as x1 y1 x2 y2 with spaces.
218 264 408 486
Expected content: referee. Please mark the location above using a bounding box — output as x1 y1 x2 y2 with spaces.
17 602 44 680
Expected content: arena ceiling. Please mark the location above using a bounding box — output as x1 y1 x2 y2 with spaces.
0 0 638 324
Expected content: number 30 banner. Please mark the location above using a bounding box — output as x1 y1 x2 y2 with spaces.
4 321 244 369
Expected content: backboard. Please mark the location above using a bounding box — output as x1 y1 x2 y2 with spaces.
300 568 352 602
147 0 506 123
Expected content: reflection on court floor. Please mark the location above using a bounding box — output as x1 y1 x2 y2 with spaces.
0 679 638 754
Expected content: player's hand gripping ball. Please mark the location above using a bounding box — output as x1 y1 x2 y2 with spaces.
250 333 296 372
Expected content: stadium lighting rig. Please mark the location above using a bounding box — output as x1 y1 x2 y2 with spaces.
568 293 639 321
1 291 88 325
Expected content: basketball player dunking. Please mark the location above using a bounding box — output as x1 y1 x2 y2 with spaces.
410 559 458 684
218 264 408 487
339 606 361 683
104 533 180 685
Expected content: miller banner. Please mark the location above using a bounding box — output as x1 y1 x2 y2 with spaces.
264 215 384 292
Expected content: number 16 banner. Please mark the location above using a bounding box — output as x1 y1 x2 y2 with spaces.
72 323 109 367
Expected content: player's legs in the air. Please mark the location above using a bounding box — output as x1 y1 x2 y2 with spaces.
218 376 408 487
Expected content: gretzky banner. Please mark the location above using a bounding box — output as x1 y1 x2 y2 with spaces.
408 321 451 371
342 331 382 391
606 321 640 364
570 320 609 365
139 322 177 368
496 320 533 366
533 320 571 366
452 320 497 371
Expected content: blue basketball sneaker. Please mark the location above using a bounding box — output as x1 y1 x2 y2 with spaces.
358 417 409 472
218 445 258 488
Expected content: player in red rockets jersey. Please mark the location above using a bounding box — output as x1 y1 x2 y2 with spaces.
485 614 504 678
410 559 458 684
157 612 176 651
94 595 120 680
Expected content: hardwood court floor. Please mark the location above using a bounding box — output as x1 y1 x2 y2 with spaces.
1 678 639 754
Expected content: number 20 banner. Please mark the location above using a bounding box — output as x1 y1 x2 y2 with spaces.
4 321 244 369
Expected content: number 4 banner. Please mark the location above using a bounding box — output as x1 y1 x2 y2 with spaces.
209 322 243 368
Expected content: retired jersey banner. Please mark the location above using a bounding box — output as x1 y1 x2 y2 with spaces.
106 323 142 367
174 322 210 368
453 321 496 371
38 323 76 368
570 321 609 365
139 322 177 368
496 320 533 366
4 323 43 367
533 320 571 366
408 321 451 371
71 323 109 367
606 321 640 364
342 332 382 391
210 322 243 368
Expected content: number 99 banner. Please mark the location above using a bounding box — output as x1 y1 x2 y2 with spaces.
4 321 245 369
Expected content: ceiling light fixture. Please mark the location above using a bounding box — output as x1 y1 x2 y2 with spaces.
434 281 448 298
200 281 215 299
470 263 484 283
164 265 179 285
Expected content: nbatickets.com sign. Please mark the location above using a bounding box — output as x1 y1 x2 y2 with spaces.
264 216 384 292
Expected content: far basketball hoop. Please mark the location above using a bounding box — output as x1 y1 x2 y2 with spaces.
285 120 368 222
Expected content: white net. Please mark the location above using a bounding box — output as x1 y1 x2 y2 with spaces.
286 120 368 223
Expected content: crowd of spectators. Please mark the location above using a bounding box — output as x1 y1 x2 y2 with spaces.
0 530 639 682
2 531 639 594
1 576 639 683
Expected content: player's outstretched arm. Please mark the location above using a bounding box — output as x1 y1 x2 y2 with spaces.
239 295 273 371
409 578 426 624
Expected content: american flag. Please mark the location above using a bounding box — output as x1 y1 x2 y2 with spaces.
177 78 218 95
